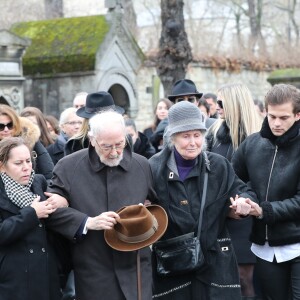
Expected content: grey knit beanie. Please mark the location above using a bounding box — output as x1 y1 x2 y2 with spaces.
167 101 206 137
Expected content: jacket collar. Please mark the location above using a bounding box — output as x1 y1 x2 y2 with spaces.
88 143 133 172
260 117 300 147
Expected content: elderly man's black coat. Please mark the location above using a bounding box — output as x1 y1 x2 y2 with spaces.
47 145 157 300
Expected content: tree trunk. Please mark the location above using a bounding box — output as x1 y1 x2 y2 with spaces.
157 0 192 97
247 0 266 55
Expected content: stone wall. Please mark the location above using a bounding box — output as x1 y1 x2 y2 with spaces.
24 64 271 131
135 64 272 132
23 63 272 130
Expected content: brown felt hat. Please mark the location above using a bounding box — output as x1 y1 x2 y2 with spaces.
104 204 168 252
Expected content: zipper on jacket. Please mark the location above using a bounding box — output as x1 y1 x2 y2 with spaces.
264 145 278 240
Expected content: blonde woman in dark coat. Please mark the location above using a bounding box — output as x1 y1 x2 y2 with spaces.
206 83 262 298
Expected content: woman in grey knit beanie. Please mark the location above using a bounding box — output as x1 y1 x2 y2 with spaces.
149 101 257 300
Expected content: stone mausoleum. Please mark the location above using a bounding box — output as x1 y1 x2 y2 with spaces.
10 6 143 120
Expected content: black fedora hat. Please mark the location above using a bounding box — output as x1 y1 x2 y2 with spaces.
76 91 125 119
168 79 203 102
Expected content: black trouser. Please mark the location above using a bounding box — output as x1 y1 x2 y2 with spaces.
256 256 300 300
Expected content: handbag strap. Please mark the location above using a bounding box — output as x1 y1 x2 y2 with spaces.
196 151 210 239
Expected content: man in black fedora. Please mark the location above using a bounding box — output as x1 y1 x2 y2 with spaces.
76 91 124 118
167 79 216 129
168 79 203 105
65 91 125 155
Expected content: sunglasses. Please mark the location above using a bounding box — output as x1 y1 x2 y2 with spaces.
175 96 197 103
0 122 13 131
217 100 224 109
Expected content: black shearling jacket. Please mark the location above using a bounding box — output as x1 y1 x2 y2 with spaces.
232 118 300 246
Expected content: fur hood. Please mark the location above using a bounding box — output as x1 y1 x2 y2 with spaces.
19 117 41 149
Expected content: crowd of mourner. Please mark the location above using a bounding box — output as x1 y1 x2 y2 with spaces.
0 79 299 300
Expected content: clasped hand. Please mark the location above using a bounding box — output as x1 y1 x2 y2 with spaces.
31 196 56 219
229 195 262 218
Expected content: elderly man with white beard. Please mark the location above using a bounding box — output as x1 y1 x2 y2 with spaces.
46 108 157 300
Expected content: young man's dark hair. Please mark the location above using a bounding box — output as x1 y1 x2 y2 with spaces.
264 83 300 114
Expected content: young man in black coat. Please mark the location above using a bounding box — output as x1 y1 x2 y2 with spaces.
232 84 300 300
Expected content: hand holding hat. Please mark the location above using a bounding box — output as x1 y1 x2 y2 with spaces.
104 204 168 252
86 211 120 230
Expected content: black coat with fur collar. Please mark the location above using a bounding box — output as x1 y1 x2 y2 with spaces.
19 118 54 180
232 119 300 246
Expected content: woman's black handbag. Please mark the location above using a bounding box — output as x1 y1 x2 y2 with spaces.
153 153 209 276
153 232 204 276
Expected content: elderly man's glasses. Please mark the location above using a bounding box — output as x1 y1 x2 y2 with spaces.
0 122 13 131
217 100 224 109
95 139 126 152
175 96 197 103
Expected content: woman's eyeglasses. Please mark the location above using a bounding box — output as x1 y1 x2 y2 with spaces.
0 122 13 131
217 100 223 109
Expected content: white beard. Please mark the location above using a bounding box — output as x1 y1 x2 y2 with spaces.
99 152 123 167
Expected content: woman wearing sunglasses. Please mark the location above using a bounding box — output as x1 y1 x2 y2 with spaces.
0 105 54 181
206 83 262 299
